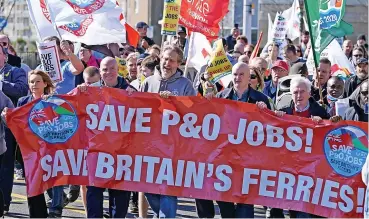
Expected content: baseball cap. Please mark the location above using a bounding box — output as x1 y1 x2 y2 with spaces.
357 58 368 65
271 60 289 72
136 21 148 29
178 26 186 34
357 34 366 41
290 62 308 76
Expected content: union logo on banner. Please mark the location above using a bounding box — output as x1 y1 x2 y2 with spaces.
66 0 105 15
28 96 79 144
58 15 93 36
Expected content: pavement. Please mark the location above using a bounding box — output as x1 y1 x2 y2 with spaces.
7 178 270 218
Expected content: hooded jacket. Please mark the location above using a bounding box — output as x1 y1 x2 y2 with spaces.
140 66 196 96
343 88 368 122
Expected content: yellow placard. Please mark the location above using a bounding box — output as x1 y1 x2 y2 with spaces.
115 57 129 78
161 0 181 35
207 39 233 84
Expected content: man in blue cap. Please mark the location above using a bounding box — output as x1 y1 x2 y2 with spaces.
136 21 149 37
344 58 368 97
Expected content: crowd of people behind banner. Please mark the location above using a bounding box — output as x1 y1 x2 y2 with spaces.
0 20 368 218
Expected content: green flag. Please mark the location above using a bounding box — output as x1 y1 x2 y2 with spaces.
304 0 354 67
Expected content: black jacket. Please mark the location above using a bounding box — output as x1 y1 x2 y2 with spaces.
343 75 367 98
216 86 272 110
278 97 330 119
311 82 328 105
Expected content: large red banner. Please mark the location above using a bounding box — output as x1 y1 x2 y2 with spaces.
6 87 368 218
179 0 229 39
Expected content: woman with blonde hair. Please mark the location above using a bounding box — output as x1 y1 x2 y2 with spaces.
249 66 275 110
2 70 54 217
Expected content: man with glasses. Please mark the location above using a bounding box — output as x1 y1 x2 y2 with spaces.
344 58 368 98
0 35 21 68
244 44 254 58
352 47 365 67
263 60 289 102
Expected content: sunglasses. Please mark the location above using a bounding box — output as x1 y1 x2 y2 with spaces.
244 51 252 55
250 74 257 80
354 54 363 58
296 50 301 52
0 42 7 47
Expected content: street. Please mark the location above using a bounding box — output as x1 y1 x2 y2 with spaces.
7 178 271 218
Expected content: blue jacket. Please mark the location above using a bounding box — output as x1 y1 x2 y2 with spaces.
2 64 28 104
16 95 35 107
263 80 277 102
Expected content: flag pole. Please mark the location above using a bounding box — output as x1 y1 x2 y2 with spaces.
250 31 263 60
303 0 323 103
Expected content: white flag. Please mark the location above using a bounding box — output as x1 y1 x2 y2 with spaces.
307 40 356 79
27 0 126 45
267 13 273 43
186 32 212 72
26 0 59 40
282 0 301 41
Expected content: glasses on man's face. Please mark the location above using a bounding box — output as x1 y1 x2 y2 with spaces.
296 50 301 53
245 51 252 55
250 74 257 80
0 42 7 47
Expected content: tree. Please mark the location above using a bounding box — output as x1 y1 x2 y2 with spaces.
16 38 27 52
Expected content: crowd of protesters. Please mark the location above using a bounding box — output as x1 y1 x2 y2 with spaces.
0 20 367 218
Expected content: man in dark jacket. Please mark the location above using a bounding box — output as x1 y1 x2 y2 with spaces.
86 57 135 219
201 62 270 218
343 80 368 122
312 58 331 105
226 27 240 52
0 35 21 68
343 58 368 98
0 44 28 214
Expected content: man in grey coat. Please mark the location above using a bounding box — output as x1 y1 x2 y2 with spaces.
140 45 195 218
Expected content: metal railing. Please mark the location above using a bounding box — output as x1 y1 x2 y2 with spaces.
17 52 40 69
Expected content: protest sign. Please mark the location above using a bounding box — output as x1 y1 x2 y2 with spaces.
270 12 288 46
206 39 232 84
161 0 181 35
179 0 229 39
115 57 129 78
37 41 63 82
7 87 368 218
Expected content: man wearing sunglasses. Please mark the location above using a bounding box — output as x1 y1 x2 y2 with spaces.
344 58 368 98
0 35 21 68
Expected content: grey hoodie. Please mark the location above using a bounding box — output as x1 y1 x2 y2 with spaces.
140 66 196 96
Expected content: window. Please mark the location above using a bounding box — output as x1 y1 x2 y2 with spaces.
134 0 139 14
23 5 28 10
23 18 29 25
17 17 21 23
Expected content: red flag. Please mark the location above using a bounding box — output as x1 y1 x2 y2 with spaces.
124 23 140 47
179 0 229 39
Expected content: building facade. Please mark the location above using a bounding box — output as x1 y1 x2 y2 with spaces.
1 0 38 44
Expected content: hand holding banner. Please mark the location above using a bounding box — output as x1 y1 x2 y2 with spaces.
37 41 63 82
206 39 232 84
6 87 368 218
